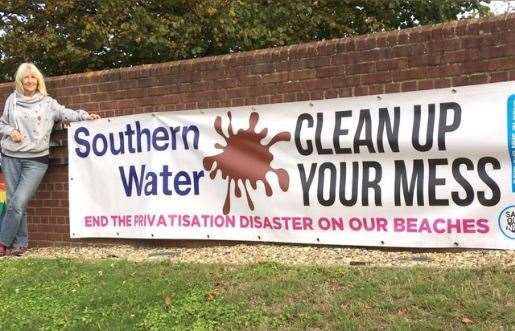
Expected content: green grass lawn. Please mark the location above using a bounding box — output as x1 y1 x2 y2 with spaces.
0 258 513 330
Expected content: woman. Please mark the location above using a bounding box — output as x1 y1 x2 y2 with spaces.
0 62 100 256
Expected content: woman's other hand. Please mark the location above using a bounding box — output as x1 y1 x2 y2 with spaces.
10 129 23 142
89 113 101 120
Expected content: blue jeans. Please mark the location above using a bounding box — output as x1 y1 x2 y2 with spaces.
0 155 48 247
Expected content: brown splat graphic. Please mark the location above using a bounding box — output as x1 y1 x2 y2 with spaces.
203 112 290 214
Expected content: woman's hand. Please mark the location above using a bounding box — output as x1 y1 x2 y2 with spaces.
89 113 101 120
10 129 23 143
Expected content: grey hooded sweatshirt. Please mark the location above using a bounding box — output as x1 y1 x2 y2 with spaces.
0 92 91 158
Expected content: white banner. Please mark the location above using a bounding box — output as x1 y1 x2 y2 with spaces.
68 81 515 249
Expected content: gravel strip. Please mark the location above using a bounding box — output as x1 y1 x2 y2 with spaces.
16 244 515 268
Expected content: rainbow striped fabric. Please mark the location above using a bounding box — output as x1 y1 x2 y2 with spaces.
0 173 5 214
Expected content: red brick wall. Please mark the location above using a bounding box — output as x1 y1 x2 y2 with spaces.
0 14 514 246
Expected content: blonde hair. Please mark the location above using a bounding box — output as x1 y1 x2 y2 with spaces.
14 63 47 96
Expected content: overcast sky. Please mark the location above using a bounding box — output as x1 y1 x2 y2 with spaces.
488 0 515 14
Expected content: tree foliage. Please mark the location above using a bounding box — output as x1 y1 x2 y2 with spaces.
0 0 490 81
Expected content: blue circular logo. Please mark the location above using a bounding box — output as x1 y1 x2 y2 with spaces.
498 206 515 240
